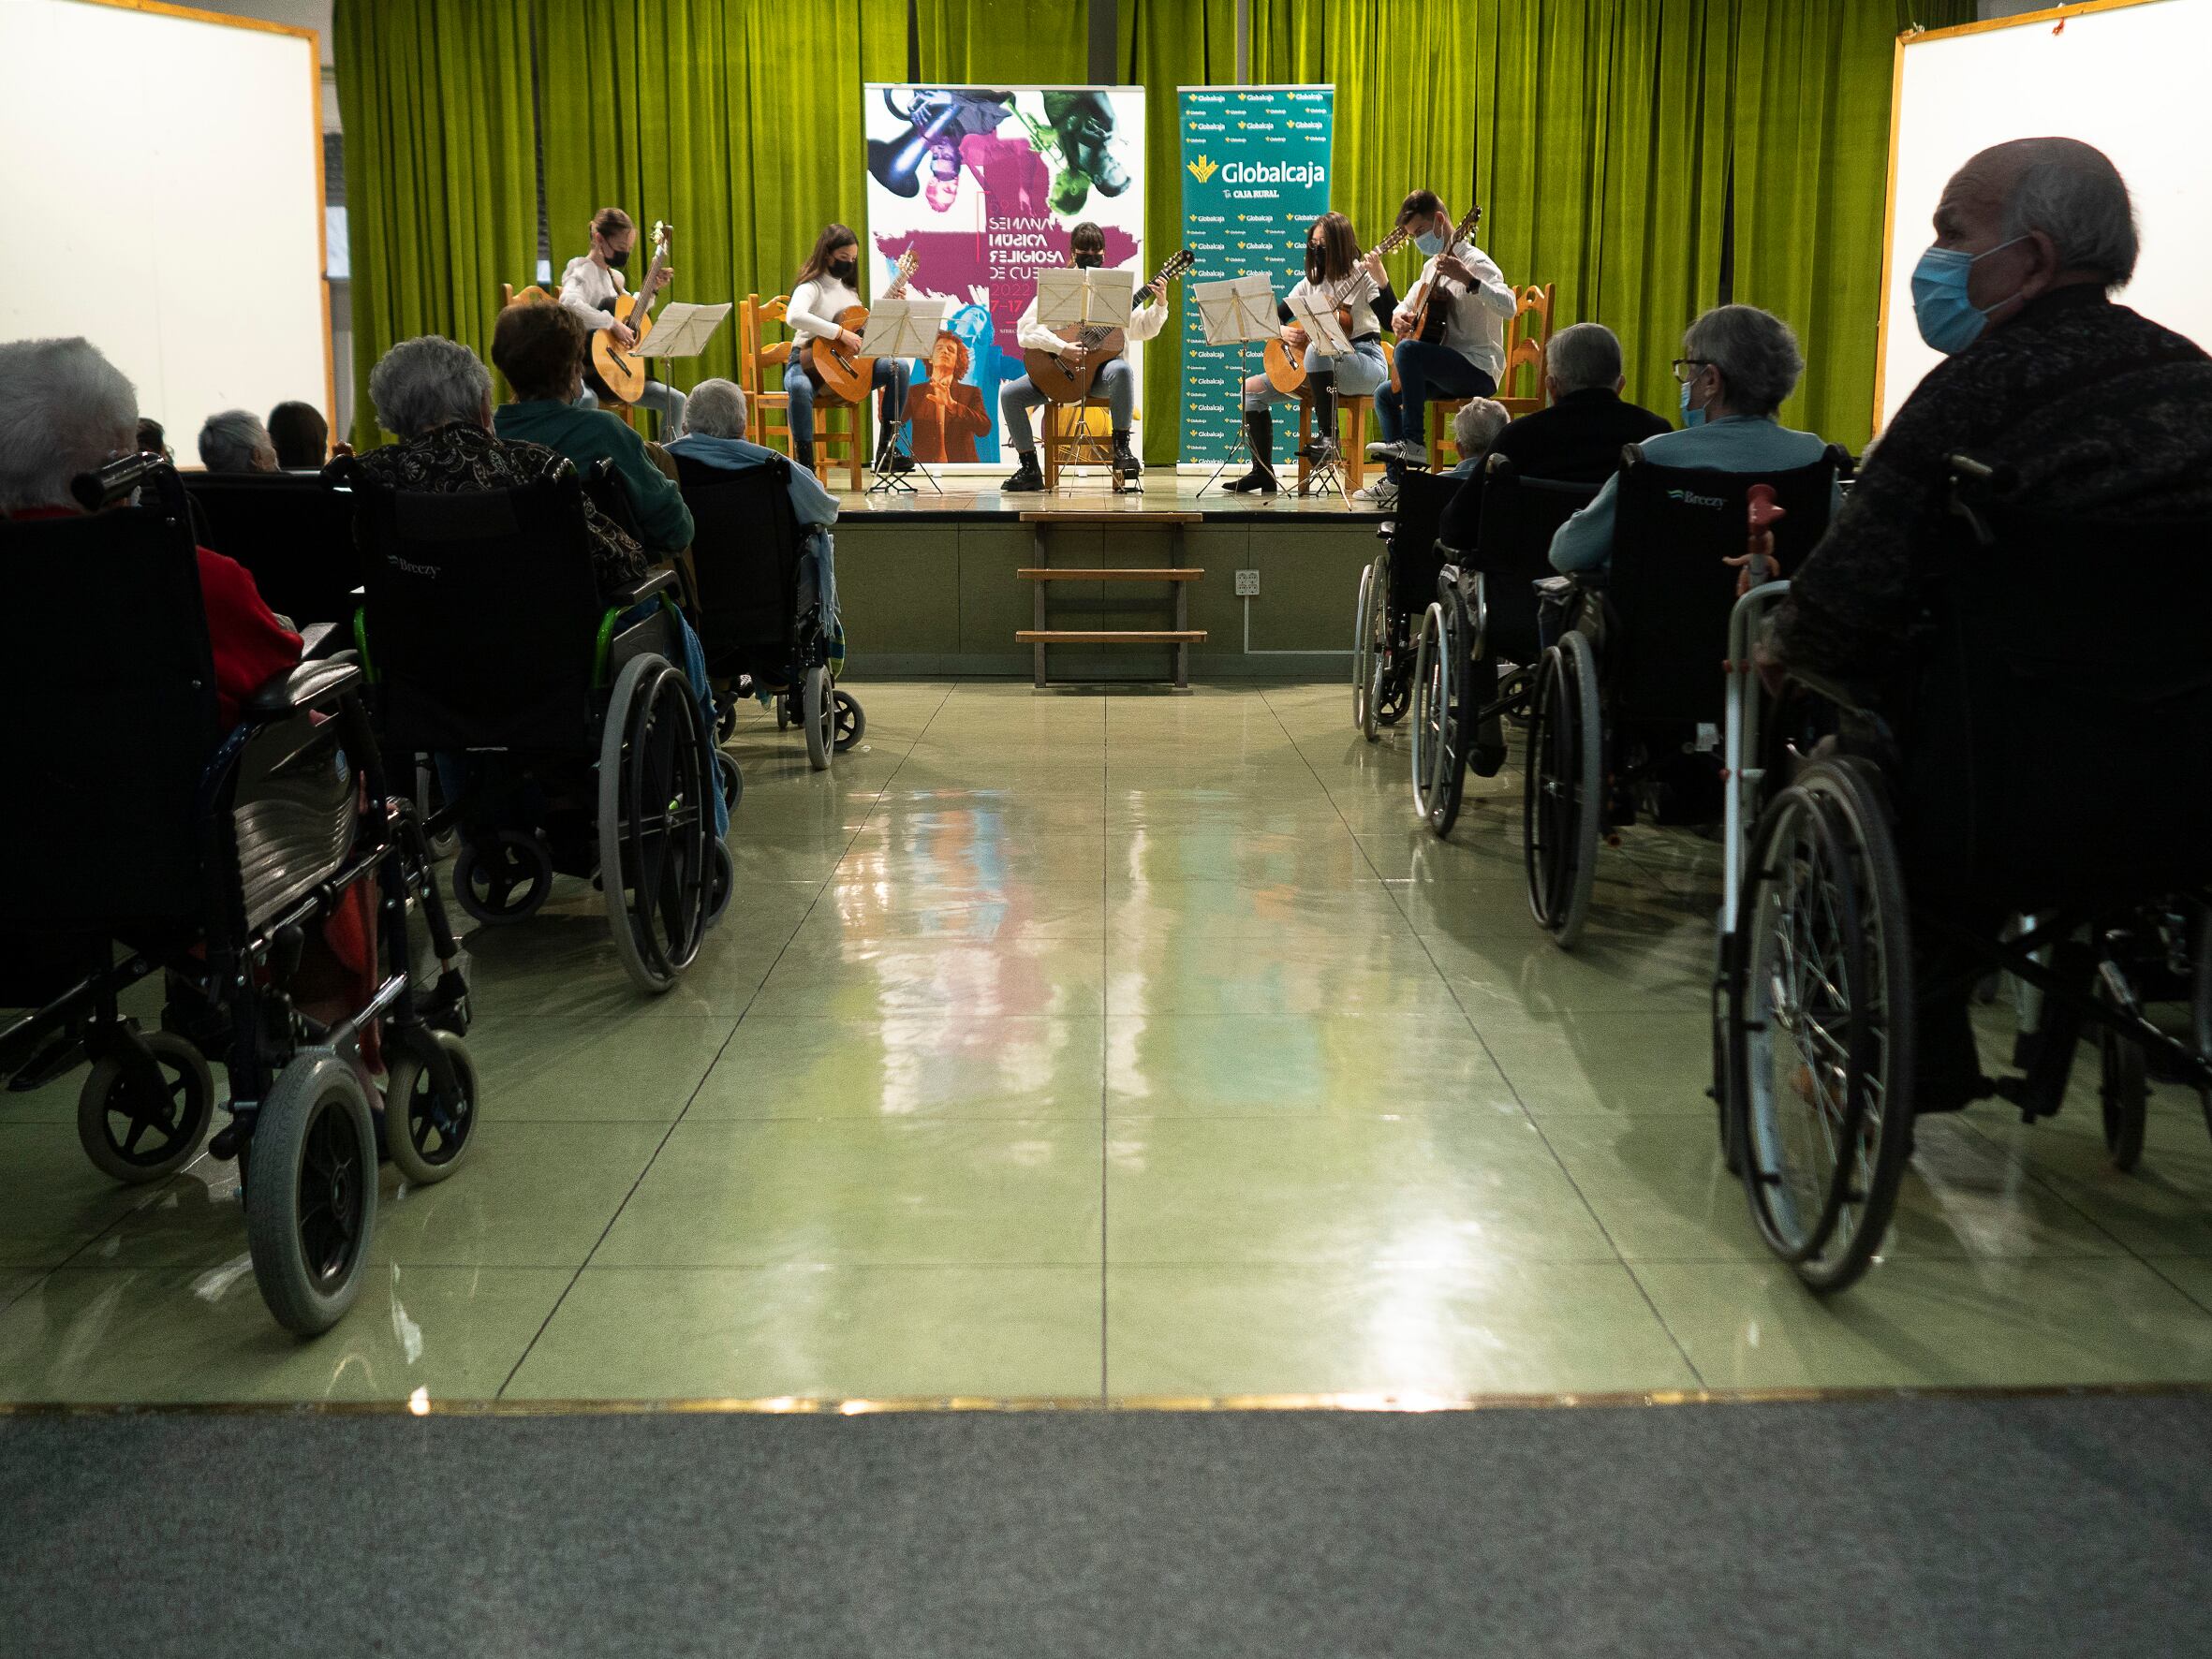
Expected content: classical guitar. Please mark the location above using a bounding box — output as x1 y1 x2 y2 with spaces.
589 220 672 406
1262 225 1413 398
804 248 919 404
1389 204 1484 392
1021 248 1196 404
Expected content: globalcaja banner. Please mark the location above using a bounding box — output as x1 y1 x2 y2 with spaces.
863 84 1147 466
1178 85 1334 462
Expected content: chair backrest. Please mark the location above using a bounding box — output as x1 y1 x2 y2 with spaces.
670 450 805 672
1471 457 1600 659
342 461 607 755
182 470 363 624
740 294 796 397
0 482 220 932
1900 469 2212 911
1606 443 1847 725
1388 470 1463 615
1497 284 1556 415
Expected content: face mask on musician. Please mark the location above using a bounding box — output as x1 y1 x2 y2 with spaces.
1413 228 1447 257
604 245 630 271
1073 251 1103 270
833 253 859 280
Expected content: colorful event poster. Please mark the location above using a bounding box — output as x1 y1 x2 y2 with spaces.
1178 85 1334 462
863 84 1146 466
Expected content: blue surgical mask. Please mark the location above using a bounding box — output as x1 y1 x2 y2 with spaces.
1414 230 1446 257
1910 236 2028 355
1678 380 1707 429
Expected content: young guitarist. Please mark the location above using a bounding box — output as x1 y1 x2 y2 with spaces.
1228 212 1395 496
1000 222 1166 492
1371 190 1516 493
786 223 914 474
560 207 686 436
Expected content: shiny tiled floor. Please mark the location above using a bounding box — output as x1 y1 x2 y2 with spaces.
7 680 2212 1404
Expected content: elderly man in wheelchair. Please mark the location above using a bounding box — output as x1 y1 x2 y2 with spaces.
1715 136 2212 1293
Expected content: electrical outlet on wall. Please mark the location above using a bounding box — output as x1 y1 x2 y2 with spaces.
1234 569 1260 596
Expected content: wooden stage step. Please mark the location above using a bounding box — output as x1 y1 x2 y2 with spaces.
1016 509 1203 526
1016 629 1208 644
1017 567 1204 582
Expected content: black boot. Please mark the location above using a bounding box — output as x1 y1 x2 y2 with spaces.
1226 409 1278 493
1003 451 1045 492
1112 429 1142 482
1298 375 1338 461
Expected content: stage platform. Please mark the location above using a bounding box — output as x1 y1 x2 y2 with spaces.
828 471 1383 681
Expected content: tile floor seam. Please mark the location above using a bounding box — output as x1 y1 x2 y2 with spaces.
1099 683 1110 1404
490 688 951 1399
1950 1110 2158 1265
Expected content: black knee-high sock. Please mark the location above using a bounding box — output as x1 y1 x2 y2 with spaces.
1308 371 1336 445
1245 408 1275 471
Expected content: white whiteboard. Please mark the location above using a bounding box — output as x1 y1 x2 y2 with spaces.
1878 0 2212 427
0 0 329 455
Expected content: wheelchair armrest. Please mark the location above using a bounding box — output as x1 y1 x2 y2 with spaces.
609 567 681 610
298 621 347 660
240 658 364 724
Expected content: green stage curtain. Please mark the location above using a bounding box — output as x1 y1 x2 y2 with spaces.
333 0 539 448
916 0 1089 84
1120 0 1239 463
537 0 907 398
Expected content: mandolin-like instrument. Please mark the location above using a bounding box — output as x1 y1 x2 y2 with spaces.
588 220 672 406
803 248 919 404
1388 204 1484 393
1262 225 1412 398
1020 248 1195 404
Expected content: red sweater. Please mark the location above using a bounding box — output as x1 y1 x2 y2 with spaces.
10 507 302 726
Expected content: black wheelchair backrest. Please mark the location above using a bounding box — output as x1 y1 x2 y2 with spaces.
1472 458 1600 660
343 461 607 756
581 456 640 539
1387 469 1463 615
671 450 805 670
1904 466 2212 910
0 472 220 932
1606 443 1847 725
182 470 363 625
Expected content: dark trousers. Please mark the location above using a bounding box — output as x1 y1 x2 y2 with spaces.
1379 345 1495 476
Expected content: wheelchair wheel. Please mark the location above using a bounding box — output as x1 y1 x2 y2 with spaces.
1362 551 1392 742
1351 561 1378 734
775 695 792 732
416 763 459 863
802 665 833 771
452 830 553 926
2097 990 2147 1173
243 1051 376 1335
1730 758 1914 1294
2194 917 2212 1145
705 837 736 927
1430 591 1475 838
1410 603 1452 825
1523 630 1601 949
598 653 714 995
77 1029 214 1184
832 689 865 753
379 1027 479 1186
715 696 737 744
715 749 745 818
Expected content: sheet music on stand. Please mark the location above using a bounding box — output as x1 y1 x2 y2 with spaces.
859 297 948 359
1192 274 1282 497
635 301 731 359
1286 286 1362 357
1036 267 1136 333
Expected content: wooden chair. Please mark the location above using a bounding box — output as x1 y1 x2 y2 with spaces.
1040 398 1113 491
1295 393 1374 494
739 293 862 492
1425 283 1556 471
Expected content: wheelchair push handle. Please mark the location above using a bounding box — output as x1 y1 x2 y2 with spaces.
70 449 169 512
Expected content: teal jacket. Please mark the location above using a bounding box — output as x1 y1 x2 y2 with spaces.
494 400 695 557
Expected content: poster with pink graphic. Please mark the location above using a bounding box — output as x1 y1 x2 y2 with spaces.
864 84 1147 466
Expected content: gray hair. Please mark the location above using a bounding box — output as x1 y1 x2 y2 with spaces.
682 378 748 439
1453 397 1511 457
368 335 493 439
1682 304 1804 418
198 408 274 473
0 336 138 512
1544 322 1623 396
1997 137 2138 287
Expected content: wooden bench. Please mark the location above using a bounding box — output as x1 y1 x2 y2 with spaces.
1018 511 1206 688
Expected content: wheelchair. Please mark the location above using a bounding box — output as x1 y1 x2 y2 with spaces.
1520 444 1847 948
337 458 725 996
183 468 363 627
670 449 863 773
0 455 478 1335
1715 456 2212 1291
1352 472 1457 741
1410 457 1600 837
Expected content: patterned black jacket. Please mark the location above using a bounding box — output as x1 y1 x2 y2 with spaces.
1772 285 2212 686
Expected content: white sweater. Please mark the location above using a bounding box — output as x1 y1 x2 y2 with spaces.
1013 292 1169 353
1405 241 1518 381
558 255 641 332
788 274 863 344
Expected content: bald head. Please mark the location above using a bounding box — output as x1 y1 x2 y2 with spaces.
1934 138 2136 328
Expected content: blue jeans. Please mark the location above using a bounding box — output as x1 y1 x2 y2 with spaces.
1242 337 1389 410
1378 344 1495 476
1000 358 1135 452
578 378 686 440
783 355 910 470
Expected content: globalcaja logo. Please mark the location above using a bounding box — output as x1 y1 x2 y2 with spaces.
1187 154 1218 184
1222 160 1323 185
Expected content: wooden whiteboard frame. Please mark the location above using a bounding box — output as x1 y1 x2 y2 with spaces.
1873 0 2167 428
66 0 333 435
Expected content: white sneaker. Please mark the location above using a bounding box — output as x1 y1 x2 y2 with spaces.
1385 439 1431 465
1364 439 1397 460
1352 478 1399 509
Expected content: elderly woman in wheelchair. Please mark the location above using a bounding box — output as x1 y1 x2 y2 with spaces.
1 363 479 1336
1714 455 2212 1291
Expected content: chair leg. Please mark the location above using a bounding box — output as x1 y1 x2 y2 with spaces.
848 404 864 492
1296 401 1313 493
1342 399 1366 492
1043 405 1060 492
